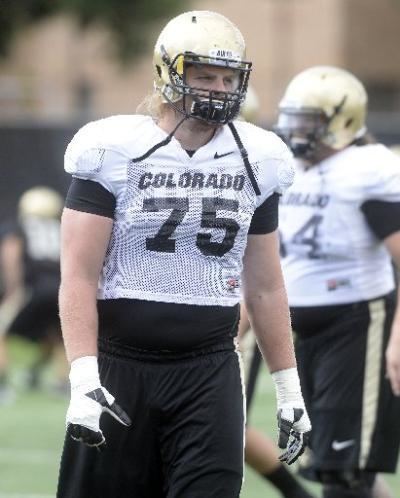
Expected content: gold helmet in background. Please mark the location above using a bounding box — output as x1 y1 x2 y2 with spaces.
153 10 252 124
275 66 368 157
18 186 63 220
390 144 400 157
239 85 260 125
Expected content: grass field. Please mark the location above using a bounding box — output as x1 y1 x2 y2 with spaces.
1 337 399 498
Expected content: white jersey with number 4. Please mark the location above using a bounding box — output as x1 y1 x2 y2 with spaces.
65 115 294 306
280 144 400 306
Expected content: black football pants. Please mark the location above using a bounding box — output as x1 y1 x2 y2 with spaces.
57 340 245 498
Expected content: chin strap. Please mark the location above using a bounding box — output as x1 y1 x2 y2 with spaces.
131 116 188 162
228 122 261 196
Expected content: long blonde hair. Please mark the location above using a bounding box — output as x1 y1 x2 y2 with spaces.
136 90 167 120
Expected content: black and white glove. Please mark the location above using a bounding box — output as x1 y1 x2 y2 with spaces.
272 367 311 465
66 356 131 451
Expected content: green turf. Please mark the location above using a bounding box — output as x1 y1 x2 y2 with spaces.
0 338 67 496
1 338 399 497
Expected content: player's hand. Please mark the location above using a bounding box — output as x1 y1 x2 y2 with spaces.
66 356 131 451
272 367 311 465
386 324 400 396
277 403 311 464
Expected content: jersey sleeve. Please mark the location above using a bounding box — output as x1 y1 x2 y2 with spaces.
361 200 400 239
255 133 295 208
361 146 400 202
65 178 116 219
64 120 128 198
358 146 400 238
275 148 296 195
248 192 279 234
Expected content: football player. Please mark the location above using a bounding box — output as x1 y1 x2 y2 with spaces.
0 186 67 395
56 11 311 498
275 66 400 498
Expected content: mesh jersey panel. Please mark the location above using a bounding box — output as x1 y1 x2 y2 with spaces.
101 159 255 305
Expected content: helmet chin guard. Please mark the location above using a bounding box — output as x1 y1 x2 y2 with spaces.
190 97 240 125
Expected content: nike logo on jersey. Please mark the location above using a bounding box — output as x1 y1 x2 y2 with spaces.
214 151 234 159
331 439 355 451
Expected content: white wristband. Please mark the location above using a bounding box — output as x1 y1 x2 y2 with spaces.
69 356 100 389
272 367 303 405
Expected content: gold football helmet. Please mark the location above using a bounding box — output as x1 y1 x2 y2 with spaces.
18 186 63 219
239 85 260 125
275 66 368 157
390 144 400 157
153 10 252 124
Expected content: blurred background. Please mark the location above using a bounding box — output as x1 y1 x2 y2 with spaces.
0 0 400 496
1 0 400 218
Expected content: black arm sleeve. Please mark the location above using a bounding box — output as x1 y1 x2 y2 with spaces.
248 192 279 235
65 178 116 219
361 200 400 239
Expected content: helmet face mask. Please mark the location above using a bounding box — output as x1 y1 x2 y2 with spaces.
179 53 250 124
275 109 329 159
153 11 252 125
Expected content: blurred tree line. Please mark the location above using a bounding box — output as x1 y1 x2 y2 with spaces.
0 0 190 61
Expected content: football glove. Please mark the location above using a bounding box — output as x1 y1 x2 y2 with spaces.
66 356 131 451
272 367 311 465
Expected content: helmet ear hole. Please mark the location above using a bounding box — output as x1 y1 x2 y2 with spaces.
156 65 162 78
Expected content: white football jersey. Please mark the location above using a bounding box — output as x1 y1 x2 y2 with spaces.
280 144 400 306
65 115 294 306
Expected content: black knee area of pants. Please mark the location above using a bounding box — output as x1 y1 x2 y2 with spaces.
320 470 375 498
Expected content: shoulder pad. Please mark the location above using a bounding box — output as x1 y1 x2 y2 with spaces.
64 115 149 175
233 122 295 195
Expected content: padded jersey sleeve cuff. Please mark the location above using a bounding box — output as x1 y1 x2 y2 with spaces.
65 178 116 219
248 192 280 234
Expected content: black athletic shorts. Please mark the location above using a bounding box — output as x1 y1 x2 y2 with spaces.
57 338 245 498
292 291 400 480
8 276 60 342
